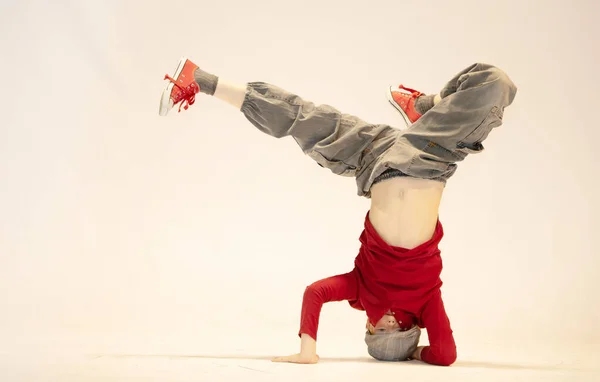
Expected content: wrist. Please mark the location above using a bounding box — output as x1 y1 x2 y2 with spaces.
300 333 317 355
412 346 425 360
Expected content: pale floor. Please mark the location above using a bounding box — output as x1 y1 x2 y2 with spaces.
2 340 598 382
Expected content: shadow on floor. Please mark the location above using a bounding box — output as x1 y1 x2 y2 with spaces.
453 360 575 371
93 353 576 371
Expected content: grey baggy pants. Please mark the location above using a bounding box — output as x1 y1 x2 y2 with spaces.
241 63 517 198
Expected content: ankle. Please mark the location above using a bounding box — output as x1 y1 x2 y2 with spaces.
194 68 219 96
214 79 247 110
414 94 435 114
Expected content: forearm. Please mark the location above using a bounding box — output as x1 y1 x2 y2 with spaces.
281 272 357 364
419 344 456 366
411 346 448 365
418 293 457 366
298 272 358 342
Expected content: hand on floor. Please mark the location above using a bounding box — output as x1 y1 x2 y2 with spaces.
272 353 320 364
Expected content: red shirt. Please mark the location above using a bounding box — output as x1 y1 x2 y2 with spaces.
299 212 457 366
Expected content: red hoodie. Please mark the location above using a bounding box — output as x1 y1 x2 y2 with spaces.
299 212 456 366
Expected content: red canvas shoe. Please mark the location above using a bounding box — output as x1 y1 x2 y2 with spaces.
387 85 423 126
159 57 200 116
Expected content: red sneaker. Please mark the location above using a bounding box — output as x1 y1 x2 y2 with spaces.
387 85 423 126
159 57 200 116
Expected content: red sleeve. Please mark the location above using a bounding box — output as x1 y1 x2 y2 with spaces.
299 271 358 341
419 291 457 366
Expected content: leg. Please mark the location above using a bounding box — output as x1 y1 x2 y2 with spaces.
160 57 399 193
418 62 517 154
241 82 398 177
376 63 517 183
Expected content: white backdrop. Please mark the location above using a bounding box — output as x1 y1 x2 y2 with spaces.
1 0 599 363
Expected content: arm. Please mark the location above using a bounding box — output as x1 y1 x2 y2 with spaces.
412 291 457 366
272 272 358 364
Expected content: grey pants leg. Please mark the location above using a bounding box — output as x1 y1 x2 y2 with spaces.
241 82 398 177
240 63 517 197
377 63 518 188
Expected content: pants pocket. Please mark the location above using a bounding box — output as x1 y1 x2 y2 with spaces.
405 141 452 178
457 106 504 153
308 150 358 177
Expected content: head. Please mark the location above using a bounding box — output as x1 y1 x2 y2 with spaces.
364 313 421 361
366 312 404 334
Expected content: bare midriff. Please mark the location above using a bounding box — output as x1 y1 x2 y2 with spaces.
369 177 445 249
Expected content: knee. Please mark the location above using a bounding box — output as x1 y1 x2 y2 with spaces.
489 65 516 90
479 64 517 103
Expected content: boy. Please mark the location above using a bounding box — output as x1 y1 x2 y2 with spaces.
159 59 517 365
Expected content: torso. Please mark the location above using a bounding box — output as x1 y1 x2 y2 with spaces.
369 177 445 249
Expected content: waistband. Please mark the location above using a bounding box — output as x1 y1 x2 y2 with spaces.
371 168 409 186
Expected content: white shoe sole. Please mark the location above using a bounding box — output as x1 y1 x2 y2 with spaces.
386 85 412 128
159 56 188 116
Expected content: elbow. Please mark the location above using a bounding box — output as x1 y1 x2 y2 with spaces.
424 346 457 367
303 283 330 307
302 282 331 307
303 284 320 299
436 348 457 367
